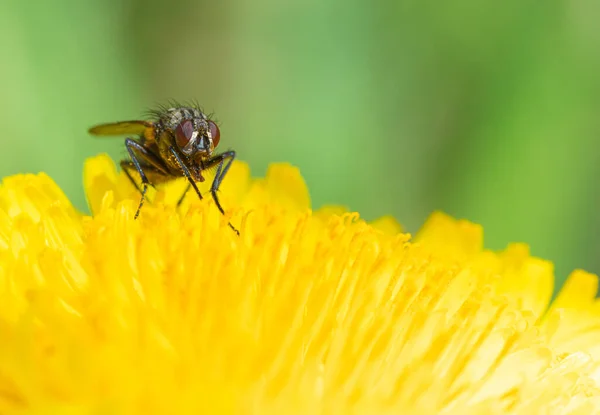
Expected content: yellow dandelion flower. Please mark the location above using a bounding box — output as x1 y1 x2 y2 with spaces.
1 153 600 414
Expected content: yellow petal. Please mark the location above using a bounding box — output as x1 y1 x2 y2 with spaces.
243 163 311 211
492 243 554 320
414 211 483 259
541 270 600 358
369 215 403 236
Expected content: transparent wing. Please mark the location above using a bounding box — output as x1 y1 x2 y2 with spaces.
88 120 153 136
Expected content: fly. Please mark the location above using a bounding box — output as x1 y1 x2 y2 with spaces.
88 103 239 235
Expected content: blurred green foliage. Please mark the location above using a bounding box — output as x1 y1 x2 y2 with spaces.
2 0 600 288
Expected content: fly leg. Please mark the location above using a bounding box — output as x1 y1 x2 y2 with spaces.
169 146 204 202
205 151 238 235
176 183 192 207
124 138 169 219
177 159 206 207
120 161 167 199
120 160 145 195
170 147 239 235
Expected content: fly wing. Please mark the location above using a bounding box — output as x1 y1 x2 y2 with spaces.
88 120 153 136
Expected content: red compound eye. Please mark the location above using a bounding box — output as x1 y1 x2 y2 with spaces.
175 120 194 148
208 120 220 147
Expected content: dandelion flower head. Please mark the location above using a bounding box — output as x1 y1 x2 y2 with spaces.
0 154 599 413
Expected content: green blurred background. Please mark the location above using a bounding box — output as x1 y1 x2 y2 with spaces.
2 1 600 288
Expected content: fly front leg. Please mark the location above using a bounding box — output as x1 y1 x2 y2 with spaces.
170 146 239 235
169 146 204 203
205 151 238 235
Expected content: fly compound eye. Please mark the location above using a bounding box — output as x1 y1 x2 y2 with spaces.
208 120 220 148
175 120 195 148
